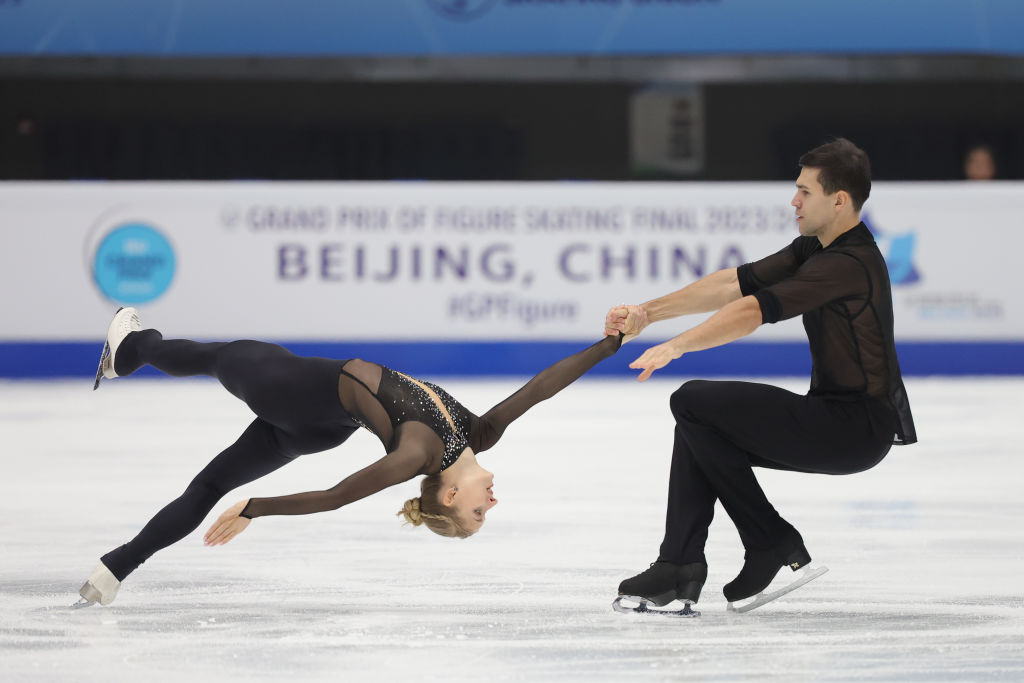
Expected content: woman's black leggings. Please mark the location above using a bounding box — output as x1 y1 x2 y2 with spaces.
101 330 358 581
658 380 895 566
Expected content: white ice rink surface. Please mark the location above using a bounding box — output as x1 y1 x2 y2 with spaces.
2 375 1023 682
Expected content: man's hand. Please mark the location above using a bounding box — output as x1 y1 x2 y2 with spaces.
605 304 649 343
628 340 684 382
204 499 252 546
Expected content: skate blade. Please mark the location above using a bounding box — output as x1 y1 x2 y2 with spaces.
70 597 97 610
727 564 829 614
612 596 700 618
93 340 110 391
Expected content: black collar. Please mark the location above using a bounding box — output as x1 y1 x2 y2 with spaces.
824 222 872 249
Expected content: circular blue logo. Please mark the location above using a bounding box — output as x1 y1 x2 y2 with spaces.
427 0 499 21
93 223 176 304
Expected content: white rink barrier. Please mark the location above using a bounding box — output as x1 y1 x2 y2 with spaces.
1 181 1020 377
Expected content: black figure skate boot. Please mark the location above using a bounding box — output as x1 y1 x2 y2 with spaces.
724 530 828 613
612 561 707 617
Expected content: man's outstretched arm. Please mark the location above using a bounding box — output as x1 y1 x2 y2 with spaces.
605 268 742 339
628 295 762 381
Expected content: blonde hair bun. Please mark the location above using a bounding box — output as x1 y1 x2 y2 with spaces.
398 497 424 526
395 475 474 538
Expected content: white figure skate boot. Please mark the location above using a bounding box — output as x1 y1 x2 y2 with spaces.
93 307 142 390
73 562 121 608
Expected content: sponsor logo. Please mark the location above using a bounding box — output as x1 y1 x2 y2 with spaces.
427 0 499 20
866 213 1003 321
92 223 176 304
864 212 920 286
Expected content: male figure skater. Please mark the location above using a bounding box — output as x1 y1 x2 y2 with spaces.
606 138 916 615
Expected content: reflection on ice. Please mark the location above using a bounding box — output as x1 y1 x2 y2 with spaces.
1 377 1023 681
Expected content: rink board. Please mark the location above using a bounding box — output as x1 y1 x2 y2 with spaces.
1 340 1022 379
1 181 1020 377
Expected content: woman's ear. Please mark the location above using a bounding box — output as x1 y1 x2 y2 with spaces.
442 485 458 506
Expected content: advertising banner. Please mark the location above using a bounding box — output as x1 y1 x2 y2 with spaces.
1 0 1022 57
1 181 1020 376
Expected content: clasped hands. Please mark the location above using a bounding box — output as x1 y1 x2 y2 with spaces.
605 304 684 382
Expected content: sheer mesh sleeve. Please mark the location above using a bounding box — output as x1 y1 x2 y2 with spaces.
468 334 622 453
737 237 818 295
240 440 430 518
753 252 869 324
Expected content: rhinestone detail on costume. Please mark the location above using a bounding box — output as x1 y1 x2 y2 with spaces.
350 368 470 471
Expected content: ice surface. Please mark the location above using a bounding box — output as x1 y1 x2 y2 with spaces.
2 376 1023 681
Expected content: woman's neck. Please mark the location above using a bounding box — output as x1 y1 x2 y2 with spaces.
440 446 477 481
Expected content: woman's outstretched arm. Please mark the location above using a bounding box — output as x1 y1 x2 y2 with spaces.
469 334 623 454
203 442 430 545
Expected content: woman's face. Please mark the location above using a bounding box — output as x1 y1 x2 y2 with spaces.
451 463 498 533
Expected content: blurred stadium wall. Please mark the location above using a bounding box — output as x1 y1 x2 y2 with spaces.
1 1 1022 377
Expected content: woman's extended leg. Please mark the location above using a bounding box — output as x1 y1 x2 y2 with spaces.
114 329 352 430
91 324 360 592
101 418 305 582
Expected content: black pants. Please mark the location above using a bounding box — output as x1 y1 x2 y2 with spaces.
658 380 895 565
101 330 359 581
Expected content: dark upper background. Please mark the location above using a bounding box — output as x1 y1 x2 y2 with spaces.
2 1 1022 183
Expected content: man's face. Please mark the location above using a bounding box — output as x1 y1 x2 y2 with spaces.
791 167 835 238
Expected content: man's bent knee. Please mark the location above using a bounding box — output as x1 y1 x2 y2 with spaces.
670 380 715 424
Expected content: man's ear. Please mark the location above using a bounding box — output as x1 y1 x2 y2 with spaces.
442 485 457 506
834 190 850 211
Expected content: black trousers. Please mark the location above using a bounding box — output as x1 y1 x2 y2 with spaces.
658 380 895 565
101 330 359 581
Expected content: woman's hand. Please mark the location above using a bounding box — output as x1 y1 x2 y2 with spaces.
204 499 252 546
628 339 685 382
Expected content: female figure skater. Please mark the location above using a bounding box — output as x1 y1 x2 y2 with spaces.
77 308 622 607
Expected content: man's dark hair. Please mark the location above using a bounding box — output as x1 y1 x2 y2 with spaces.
799 138 871 211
